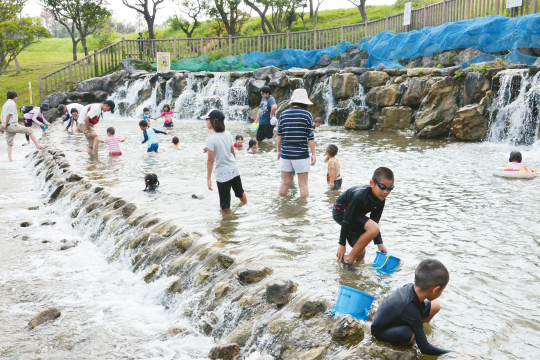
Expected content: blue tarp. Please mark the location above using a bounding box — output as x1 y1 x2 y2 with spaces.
244 13 540 69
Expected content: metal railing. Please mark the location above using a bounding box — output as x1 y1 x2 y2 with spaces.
39 0 538 101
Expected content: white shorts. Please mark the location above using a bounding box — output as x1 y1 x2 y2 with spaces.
279 157 310 174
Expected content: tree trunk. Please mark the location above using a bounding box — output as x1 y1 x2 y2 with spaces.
309 0 314 18
358 2 367 23
14 56 21 73
81 37 88 57
145 15 155 39
72 37 78 61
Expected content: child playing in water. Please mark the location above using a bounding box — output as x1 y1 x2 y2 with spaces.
172 136 180 149
95 127 127 156
333 167 393 268
504 151 526 170
234 135 244 148
325 144 342 190
202 109 247 210
151 104 178 128
139 120 168 152
371 259 452 356
314 117 323 128
144 173 159 193
142 107 151 122
247 139 258 153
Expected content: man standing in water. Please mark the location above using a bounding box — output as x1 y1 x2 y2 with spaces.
76 100 115 155
1 90 44 161
254 86 277 144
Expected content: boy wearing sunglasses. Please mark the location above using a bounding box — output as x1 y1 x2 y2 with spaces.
333 167 394 268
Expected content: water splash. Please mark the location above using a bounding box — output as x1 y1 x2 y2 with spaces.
488 70 540 145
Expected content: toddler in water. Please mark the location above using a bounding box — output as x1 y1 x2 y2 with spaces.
371 259 454 356
504 151 527 170
247 139 258 153
325 144 342 190
95 127 127 156
171 136 180 149
314 117 323 128
142 107 151 122
151 104 178 127
139 120 169 152
144 173 159 193
234 135 244 148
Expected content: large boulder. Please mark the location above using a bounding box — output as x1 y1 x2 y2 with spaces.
307 79 330 119
415 77 458 138
401 77 427 107
266 280 297 305
253 66 280 80
268 71 288 88
247 79 266 107
380 106 413 130
76 77 104 92
450 103 488 141
328 108 350 126
171 73 186 97
330 315 364 342
358 71 390 88
455 48 484 64
208 344 240 360
349 54 367 68
237 267 273 284
317 54 332 67
29 308 61 329
438 50 459 67
463 71 490 105
366 84 400 106
345 108 372 130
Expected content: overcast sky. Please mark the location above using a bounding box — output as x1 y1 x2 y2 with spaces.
24 0 396 27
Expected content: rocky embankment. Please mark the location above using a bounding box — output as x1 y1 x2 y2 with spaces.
28 147 421 359
42 48 540 142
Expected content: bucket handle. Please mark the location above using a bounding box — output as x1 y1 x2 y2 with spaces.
366 254 390 270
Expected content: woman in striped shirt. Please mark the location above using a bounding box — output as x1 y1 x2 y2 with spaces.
276 89 316 198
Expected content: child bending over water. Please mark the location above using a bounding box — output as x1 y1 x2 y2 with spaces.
371 259 453 356
202 109 247 210
325 144 342 190
140 120 169 152
144 173 159 193
333 167 393 268
247 139 258 153
151 104 178 128
95 127 127 156
504 151 526 170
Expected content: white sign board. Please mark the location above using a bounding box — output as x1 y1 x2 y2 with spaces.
157 52 171 73
403 2 412 26
506 0 522 8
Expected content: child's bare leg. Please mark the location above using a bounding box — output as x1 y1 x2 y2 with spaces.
279 171 294 196
422 299 441 323
344 219 379 263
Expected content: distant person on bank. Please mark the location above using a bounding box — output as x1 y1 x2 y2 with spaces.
137 32 145 59
276 89 316 198
1 90 44 161
254 86 277 144
76 100 115 155
22 104 51 146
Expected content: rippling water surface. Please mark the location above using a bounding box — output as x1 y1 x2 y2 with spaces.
6 118 540 359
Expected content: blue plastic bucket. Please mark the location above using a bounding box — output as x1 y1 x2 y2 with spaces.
372 251 400 274
250 122 259 132
332 285 375 320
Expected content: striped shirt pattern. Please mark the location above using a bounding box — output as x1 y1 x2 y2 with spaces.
104 136 122 154
277 107 315 160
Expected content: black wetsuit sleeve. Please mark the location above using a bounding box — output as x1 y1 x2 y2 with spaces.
62 113 70 122
142 129 148 143
370 200 384 244
339 191 364 246
154 129 167 135
400 304 451 356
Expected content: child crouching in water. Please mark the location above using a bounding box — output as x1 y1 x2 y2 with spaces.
333 167 393 268
95 127 127 156
371 259 453 356
144 173 159 193
247 139 258 153
325 144 342 190
202 109 247 210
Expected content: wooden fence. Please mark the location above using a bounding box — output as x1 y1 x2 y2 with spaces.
39 0 538 101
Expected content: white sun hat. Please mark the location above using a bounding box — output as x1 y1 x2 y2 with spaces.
289 89 313 105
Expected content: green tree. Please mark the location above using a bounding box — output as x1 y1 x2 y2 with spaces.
41 0 111 60
169 0 207 38
243 0 306 33
121 0 165 40
346 0 367 23
0 0 49 75
208 0 250 37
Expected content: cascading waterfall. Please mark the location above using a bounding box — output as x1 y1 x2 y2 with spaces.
488 70 540 145
320 76 334 123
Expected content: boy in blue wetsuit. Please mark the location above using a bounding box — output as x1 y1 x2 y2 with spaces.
139 120 168 152
333 167 393 268
371 259 453 356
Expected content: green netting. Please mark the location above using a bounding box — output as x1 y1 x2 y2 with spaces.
151 54 262 72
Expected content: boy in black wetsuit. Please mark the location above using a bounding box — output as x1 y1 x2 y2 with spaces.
371 259 453 356
333 167 393 267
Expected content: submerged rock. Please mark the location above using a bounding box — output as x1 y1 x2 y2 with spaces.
330 315 364 342
368 345 416 360
20 221 32 227
214 282 231 299
49 184 64 202
40 220 56 226
22 236 30 241
266 280 297 305
29 307 61 329
300 299 327 318
122 203 137 217
208 343 240 360
60 240 78 250
237 267 273 284
66 173 83 182
217 253 235 268
28 206 39 210
143 264 159 283
225 321 254 347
